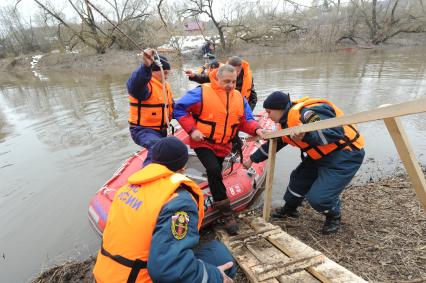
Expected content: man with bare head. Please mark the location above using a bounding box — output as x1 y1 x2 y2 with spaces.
174 64 265 234
227 56 257 110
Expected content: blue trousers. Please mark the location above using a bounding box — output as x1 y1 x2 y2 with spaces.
129 126 167 166
284 149 365 216
195 240 237 278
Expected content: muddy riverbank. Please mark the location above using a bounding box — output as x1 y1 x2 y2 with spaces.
0 40 416 76
31 172 426 283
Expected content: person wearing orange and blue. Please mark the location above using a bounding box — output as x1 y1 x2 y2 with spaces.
185 60 221 84
243 91 365 234
227 56 257 111
174 64 265 234
93 137 236 283
127 48 173 167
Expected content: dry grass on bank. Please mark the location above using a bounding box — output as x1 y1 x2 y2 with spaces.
32 257 95 283
273 173 426 282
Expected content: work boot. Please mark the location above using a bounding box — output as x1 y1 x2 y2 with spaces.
322 214 341 235
271 204 300 219
213 199 239 235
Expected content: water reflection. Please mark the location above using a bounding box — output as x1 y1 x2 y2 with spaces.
0 46 425 283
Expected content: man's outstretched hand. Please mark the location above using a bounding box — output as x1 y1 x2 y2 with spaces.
217 261 234 283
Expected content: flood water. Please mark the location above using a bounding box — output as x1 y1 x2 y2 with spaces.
1 47 425 282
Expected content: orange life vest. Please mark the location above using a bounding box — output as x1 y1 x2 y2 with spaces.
197 65 208 75
93 164 204 283
197 62 223 76
280 97 364 160
239 60 253 99
195 83 244 144
128 77 173 130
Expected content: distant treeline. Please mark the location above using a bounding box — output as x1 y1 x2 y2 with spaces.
0 0 425 58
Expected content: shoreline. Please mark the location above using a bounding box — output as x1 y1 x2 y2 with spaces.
1 40 424 77
30 171 426 283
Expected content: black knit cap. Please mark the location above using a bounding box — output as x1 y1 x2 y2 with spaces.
209 60 220 69
152 55 171 71
152 137 188 171
263 91 291 110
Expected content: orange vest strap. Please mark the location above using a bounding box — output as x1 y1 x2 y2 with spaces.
282 98 364 160
101 245 147 283
128 79 173 129
335 125 362 150
195 84 244 144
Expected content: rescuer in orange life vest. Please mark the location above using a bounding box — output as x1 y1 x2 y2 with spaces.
184 56 257 160
243 91 365 234
185 59 221 84
227 56 257 111
127 48 173 167
174 64 266 235
93 137 237 283
184 56 257 111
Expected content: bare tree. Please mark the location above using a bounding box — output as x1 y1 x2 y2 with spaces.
222 0 305 47
0 5 41 56
350 0 426 45
180 0 227 51
29 0 151 53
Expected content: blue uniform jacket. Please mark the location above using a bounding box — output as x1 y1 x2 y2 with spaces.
127 64 154 100
148 188 223 283
251 103 346 163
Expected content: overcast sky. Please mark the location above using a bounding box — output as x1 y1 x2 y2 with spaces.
0 0 337 22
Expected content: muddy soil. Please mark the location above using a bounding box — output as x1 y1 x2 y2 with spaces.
31 172 426 283
274 173 426 282
0 41 394 77
2 32 425 76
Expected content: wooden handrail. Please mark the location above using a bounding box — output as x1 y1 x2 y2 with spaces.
263 97 426 139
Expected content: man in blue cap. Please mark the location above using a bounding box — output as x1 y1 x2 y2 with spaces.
243 91 365 234
127 48 174 166
94 137 236 283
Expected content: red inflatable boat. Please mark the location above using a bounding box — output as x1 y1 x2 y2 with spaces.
88 112 275 236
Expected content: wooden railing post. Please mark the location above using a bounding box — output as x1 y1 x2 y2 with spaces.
384 117 426 210
263 138 277 221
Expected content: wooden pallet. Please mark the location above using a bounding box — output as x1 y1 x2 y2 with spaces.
216 216 367 283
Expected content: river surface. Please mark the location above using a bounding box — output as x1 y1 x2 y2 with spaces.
0 47 425 282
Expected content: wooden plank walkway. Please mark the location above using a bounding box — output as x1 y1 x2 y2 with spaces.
216 216 367 283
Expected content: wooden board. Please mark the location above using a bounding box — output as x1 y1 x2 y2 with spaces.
245 217 367 283
216 221 318 283
263 138 277 221
216 216 367 283
384 117 426 210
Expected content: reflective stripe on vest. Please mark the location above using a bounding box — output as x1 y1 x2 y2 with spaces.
128 78 173 130
195 84 244 144
281 97 364 160
239 60 252 99
93 164 204 283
